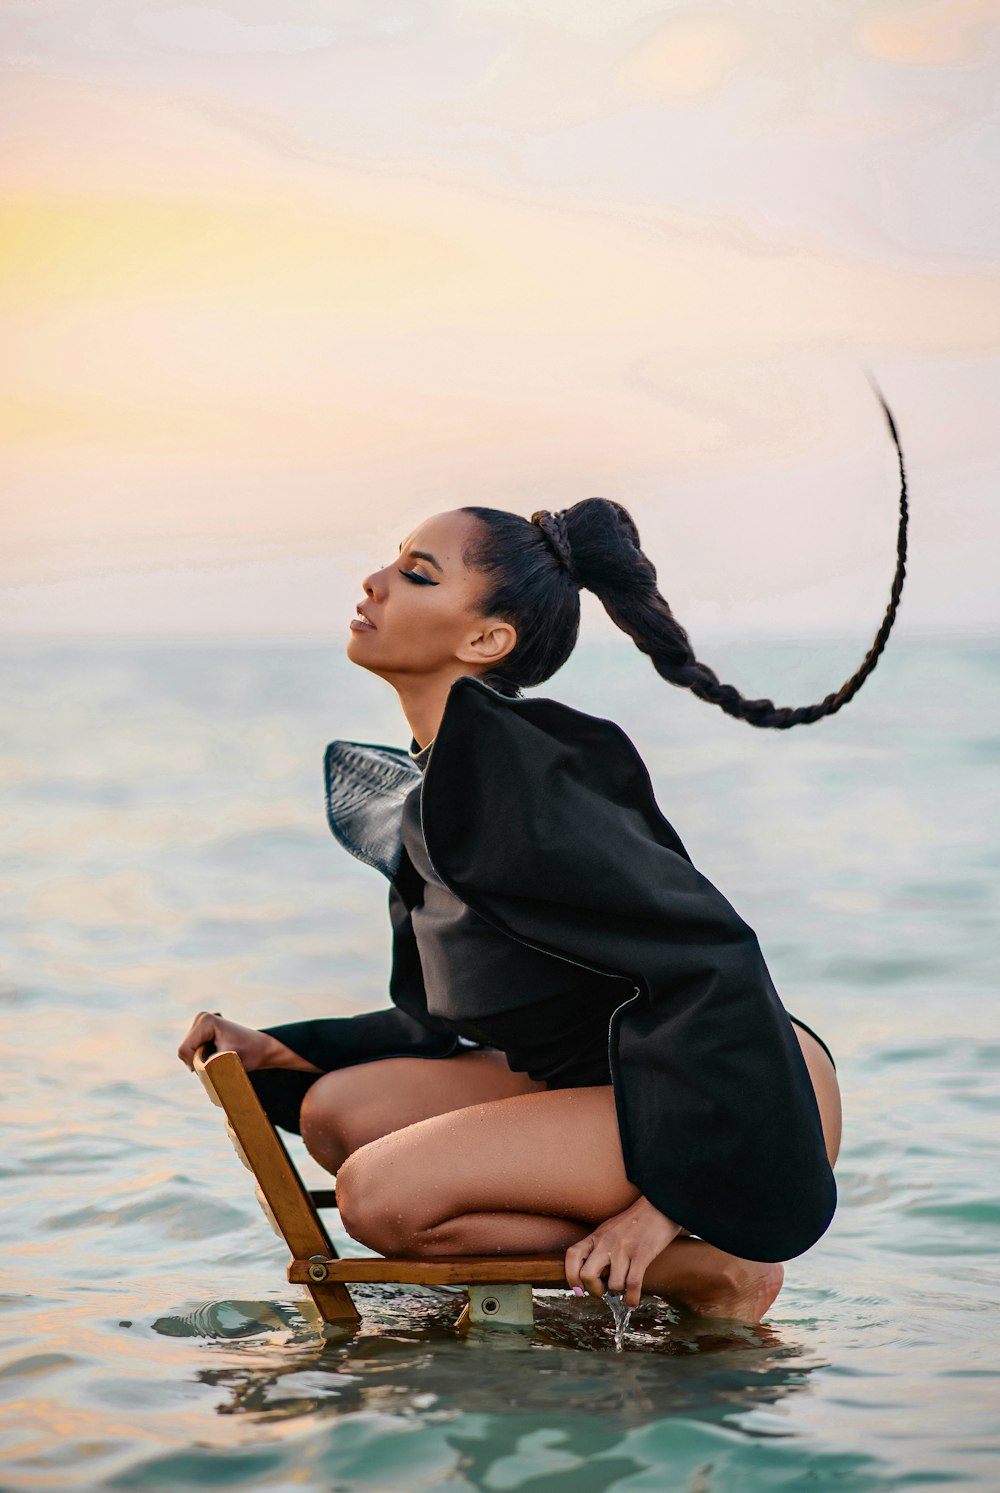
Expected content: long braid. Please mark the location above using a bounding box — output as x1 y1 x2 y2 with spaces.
559 379 908 729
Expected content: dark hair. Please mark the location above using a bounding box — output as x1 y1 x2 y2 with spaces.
461 380 908 728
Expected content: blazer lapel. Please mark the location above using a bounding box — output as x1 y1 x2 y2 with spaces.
323 739 420 882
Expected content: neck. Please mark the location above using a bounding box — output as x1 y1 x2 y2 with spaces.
393 669 471 752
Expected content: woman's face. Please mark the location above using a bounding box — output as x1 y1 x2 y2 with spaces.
347 509 516 686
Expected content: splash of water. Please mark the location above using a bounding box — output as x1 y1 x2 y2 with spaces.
603 1290 634 1351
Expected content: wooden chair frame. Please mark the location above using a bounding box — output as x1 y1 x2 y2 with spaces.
193 1046 567 1333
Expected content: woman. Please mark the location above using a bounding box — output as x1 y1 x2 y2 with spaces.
179 396 907 1320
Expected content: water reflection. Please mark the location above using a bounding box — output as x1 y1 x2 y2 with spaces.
152 1300 303 1342
152 1290 819 1435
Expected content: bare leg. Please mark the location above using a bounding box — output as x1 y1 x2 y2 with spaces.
333 1086 788 1321
299 1047 547 1172
307 1025 839 1323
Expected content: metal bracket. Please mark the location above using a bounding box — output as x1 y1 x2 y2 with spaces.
466 1282 534 1329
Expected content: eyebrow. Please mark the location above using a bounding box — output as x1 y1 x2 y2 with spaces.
397 542 444 574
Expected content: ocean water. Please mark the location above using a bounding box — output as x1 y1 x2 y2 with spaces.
1 636 997 1492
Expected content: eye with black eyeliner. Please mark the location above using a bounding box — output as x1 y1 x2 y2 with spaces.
379 559 437 586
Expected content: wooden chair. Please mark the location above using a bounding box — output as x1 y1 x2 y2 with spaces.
193 1045 568 1333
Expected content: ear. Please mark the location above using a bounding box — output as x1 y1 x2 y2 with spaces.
457 616 518 669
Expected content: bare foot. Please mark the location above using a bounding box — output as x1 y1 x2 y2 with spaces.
641 1238 785 1324
677 1259 785 1323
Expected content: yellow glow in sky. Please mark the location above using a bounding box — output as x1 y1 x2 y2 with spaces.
1 3 998 636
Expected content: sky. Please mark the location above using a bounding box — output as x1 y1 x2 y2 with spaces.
1 0 998 640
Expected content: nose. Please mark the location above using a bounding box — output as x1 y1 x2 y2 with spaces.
360 564 386 597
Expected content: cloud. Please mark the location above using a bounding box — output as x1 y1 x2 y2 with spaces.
128 6 341 57
855 0 999 68
615 19 747 103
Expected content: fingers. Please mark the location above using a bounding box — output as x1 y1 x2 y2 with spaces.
579 1244 612 1299
592 1250 648 1308
610 1250 656 1309
566 1234 618 1299
566 1235 651 1308
607 1252 630 1297
624 1267 646 1311
564 1234 596 1293
177 1010 218 1071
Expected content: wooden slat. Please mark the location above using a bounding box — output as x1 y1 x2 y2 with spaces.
289 1255 567 1287
194 1046 360 1326
309 1190 338 1209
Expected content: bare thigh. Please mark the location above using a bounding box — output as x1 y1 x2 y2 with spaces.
307 1024 842 1180
299 1047 546 1172
334 1084 638 1254
332 1022 843 1258
793 1024 842 1167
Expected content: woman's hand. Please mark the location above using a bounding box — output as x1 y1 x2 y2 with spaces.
565 1196 682 1309
177 1011 318 1074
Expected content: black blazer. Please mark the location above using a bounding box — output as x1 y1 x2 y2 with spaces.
266 673 837 1263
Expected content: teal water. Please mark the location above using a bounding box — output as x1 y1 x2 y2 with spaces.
1 637 997 1491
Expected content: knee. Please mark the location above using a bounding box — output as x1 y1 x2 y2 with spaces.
334 1142 420 1256
299 1077 353 1173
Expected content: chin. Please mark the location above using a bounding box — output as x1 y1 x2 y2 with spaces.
345 635 388 680
345 635 369 668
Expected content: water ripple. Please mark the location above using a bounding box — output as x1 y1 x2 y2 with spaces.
1 640 997 1492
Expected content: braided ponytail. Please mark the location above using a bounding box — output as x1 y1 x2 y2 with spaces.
558 379 908 728
460 380 907 723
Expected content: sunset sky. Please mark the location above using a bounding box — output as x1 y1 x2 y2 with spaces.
2 1 998 639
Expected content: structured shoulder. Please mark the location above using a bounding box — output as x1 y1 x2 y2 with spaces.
441 674 657 794
447 672 632 743
424 674 695 876
320 675 681 881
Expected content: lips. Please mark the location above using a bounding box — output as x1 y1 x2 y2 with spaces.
351 605 377 631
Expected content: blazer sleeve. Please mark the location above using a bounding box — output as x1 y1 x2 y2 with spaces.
259 881 463 1075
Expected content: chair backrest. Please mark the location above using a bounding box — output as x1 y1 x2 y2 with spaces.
194 1044 360 1326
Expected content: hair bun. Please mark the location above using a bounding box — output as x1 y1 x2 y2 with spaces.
530 509 579 583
